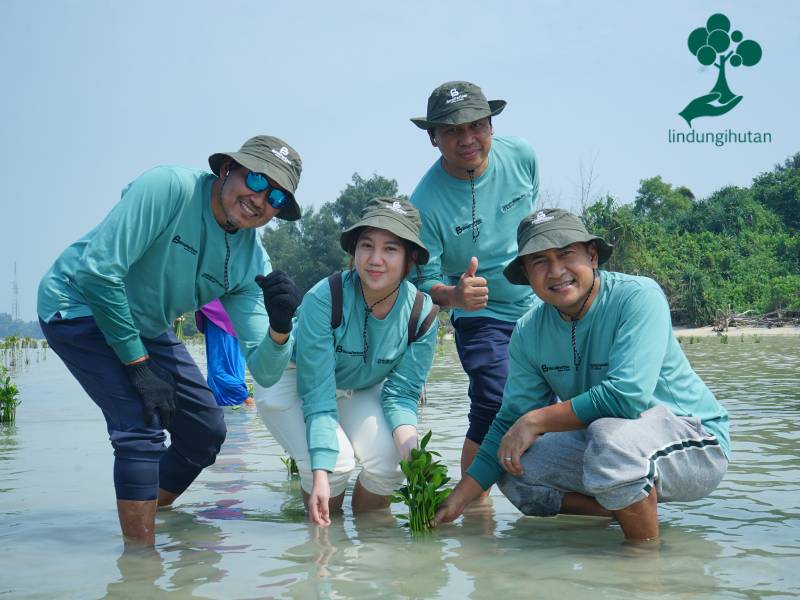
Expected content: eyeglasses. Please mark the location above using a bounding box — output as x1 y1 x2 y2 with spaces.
245 171 289 210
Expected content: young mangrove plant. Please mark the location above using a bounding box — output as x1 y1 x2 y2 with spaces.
391 430 452 534
0 367 21 424
280 455 299 478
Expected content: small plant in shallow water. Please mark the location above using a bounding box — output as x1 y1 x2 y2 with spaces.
390 430 452 534
0 367 21 424
280 455 299 478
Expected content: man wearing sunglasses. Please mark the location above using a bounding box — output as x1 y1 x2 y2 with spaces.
37 135 303 545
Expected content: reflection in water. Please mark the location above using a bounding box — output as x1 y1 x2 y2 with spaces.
258 509 451 600
103 511 226 599
2 336 799 599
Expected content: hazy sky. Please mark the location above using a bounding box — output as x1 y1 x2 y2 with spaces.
2 1 798 321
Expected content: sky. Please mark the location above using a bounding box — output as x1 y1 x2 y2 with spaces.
1 1 798 321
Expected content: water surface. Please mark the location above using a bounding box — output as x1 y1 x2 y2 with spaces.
1 335 798 599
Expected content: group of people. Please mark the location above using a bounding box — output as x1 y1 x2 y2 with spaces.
38 80 729 547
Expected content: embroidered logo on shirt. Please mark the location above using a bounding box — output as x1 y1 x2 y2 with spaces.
445 88 468 104
171 235 198 255
590 362 609 370
201 273 225 289
455 218 483 236
377 358 395 365
501 194 526 214
541 363 570 373
335 345 366 357
532 211 554 225
390 201 407 215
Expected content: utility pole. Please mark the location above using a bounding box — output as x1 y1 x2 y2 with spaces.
11 261 19 321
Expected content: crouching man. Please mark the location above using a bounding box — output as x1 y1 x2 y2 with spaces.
435 208 729 542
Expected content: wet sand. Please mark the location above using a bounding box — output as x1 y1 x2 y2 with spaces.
673 325 800 337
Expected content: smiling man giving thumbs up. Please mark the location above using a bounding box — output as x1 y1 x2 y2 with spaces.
409 81 540 483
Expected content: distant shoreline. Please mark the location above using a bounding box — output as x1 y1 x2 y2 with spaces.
673 325 800 337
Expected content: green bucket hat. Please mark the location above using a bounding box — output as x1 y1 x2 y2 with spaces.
209 135 303 221
410 81 506 130
340 197 430 264
503 208 614 285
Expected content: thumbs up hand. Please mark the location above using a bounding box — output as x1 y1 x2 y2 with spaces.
455 256 489 311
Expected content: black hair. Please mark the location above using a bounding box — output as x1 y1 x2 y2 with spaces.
348 227 423 279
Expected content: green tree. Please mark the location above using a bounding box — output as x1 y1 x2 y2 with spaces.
581 152 799 325
751 153 800 231
331 173 405 229
632 176 692 223
678 186 781 237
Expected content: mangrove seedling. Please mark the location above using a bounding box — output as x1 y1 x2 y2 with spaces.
280 455 299 478
0 367 21 424
390 430 452 534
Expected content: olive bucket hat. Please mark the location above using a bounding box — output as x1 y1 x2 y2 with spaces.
209 135 303 221
410 81 506 129
340 197 430 264
503 208 614 285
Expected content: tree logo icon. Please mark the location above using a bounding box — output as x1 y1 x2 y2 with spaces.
679 13 762 127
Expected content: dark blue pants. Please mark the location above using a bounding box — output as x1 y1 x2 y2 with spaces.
452 316 516 444
41 315 226 501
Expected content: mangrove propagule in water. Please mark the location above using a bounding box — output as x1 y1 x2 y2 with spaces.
390 430 452 533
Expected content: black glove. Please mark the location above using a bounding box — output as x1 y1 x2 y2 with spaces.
125 359 177 428
255 270 301 334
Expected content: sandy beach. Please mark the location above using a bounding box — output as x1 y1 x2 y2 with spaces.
673 325 800 337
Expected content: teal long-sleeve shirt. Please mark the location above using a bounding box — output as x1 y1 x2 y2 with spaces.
37 165 292 387
410 136 539 323
296 272 439 472
468 270 731 489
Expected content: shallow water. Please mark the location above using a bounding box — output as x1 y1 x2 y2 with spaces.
1 335 799 599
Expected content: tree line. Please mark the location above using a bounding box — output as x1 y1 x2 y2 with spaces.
0 313 43 339
7 156 796 340
263 153 800 327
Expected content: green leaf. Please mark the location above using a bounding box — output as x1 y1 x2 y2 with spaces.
420 430 432 449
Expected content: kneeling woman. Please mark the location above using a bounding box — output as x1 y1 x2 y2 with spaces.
256 197 438 525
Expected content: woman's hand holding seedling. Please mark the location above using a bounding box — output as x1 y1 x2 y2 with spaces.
393 424 418 461
309 470 332 526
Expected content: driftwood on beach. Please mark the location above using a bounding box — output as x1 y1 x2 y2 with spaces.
713 308 800 333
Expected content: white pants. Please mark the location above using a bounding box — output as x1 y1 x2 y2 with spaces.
255 366 404 497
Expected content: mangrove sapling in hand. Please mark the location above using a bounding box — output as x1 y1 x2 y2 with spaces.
390 430 452 533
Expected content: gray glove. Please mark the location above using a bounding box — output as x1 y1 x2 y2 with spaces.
125 359 177 428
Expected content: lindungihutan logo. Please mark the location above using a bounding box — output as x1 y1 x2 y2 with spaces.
679 13 762 126
668 13 771 148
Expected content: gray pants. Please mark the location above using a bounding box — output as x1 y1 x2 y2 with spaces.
499 405 728 515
